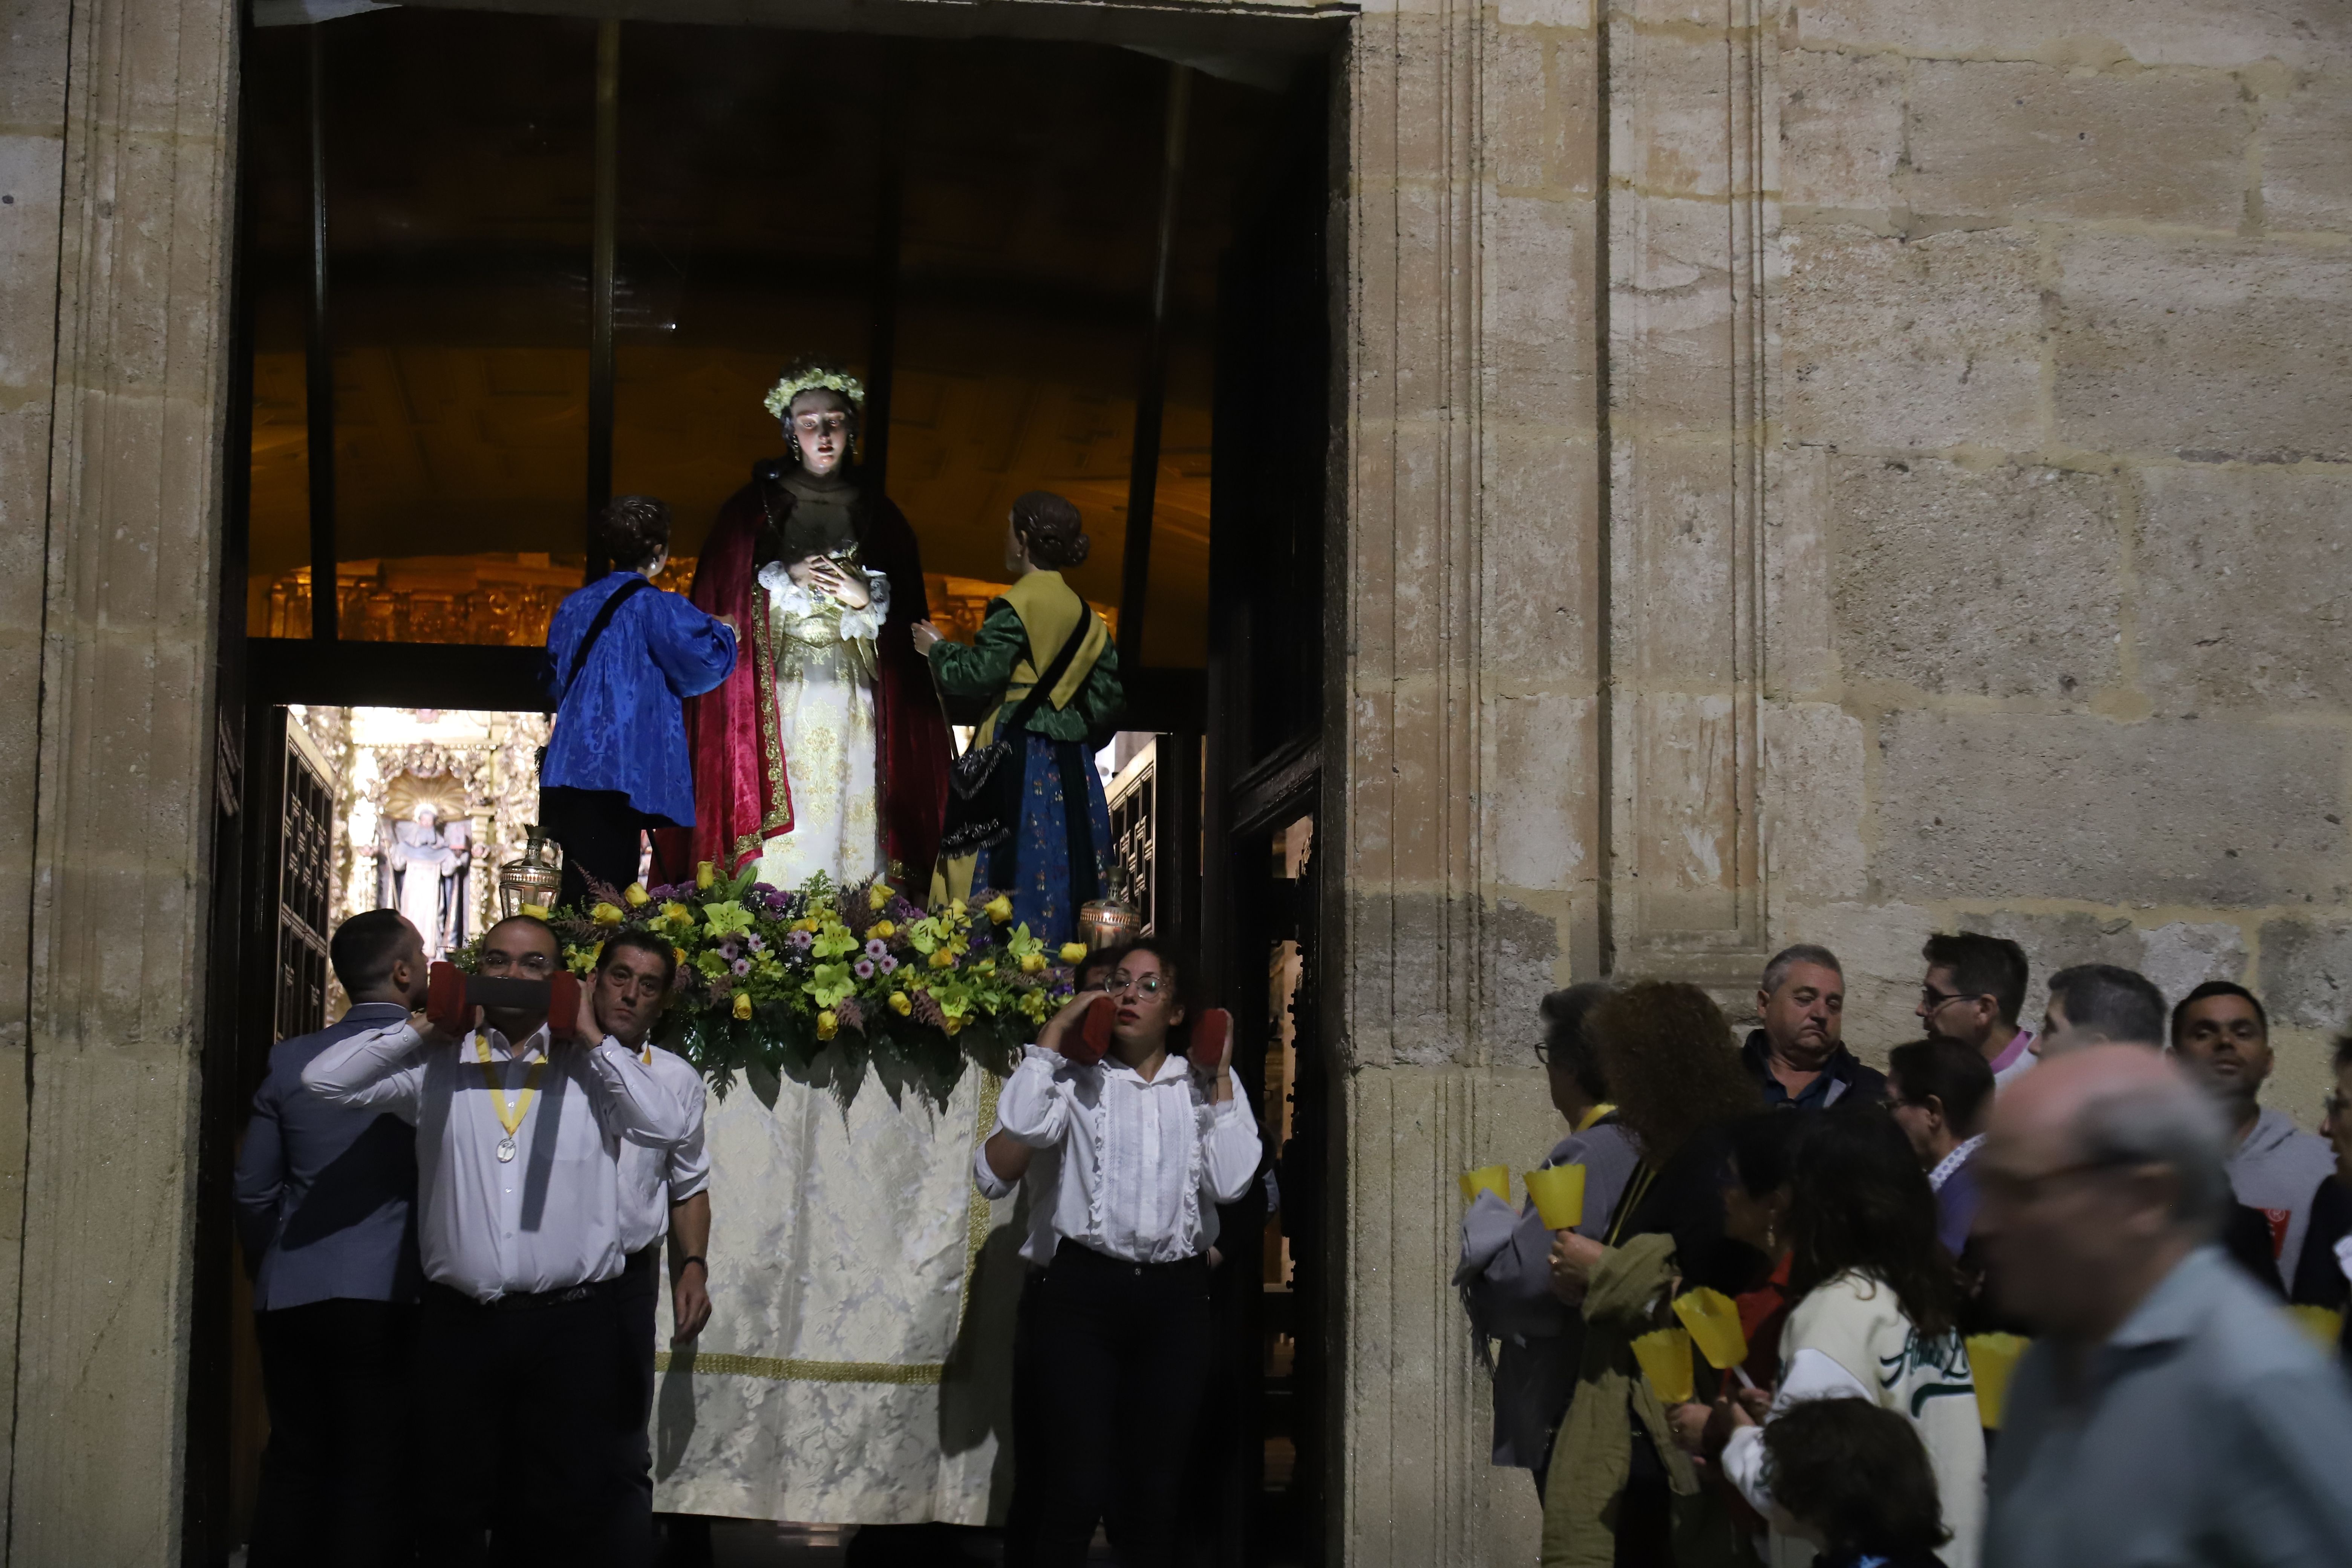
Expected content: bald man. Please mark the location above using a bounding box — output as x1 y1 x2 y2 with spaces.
1978 1046 2352 1568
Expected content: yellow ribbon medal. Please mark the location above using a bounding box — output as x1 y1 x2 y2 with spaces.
475 1033 544 1164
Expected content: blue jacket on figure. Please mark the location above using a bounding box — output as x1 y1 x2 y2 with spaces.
234 1000 424 1308
542 571 737 828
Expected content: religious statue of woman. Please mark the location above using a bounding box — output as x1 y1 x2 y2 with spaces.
677 360 951 884
913 490 1123 945
657 366 1003 1537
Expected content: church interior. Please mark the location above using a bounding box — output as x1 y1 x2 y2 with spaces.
201 6 1336 1563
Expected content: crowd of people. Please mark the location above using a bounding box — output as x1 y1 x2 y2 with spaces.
1460 935 2352 1567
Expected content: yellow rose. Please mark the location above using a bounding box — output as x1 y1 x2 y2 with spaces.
1020 952 1046 974
661 901 693 923
732 992 753 1020
697 861 716 891
889 992 913 1016
623 882 651 908
673 945 689 969
869 881 893 911
519 902 550 920
1059 942 1090 964
985 894 1014 924
870 919 895 940
942 1015 964 1037
816 1009 838 1040
590 902 623 925
929 949 955 969
792 917 819 934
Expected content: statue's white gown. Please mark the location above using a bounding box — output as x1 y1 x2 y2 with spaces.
651 562 1020 1527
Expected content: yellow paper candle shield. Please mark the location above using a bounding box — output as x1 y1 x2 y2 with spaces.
2286 1304 2343 1352
1523 1164 1586 1230
1457 1164 1510 1205
1630 1326 1695 1406
1965 1333 2029 1430
1672 1288 1750 1371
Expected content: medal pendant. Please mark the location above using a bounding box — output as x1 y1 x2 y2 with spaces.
496 1136 517 1164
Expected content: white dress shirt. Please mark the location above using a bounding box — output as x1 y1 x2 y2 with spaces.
619 1043 709 1256
997 1044 1261 1265
303 1019 693 1302
973 1120 1072 1267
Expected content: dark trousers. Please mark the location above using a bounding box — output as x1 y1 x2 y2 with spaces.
541 785 653 910
1001 1266 1049 1563
415 1273 654 1568
248 1298 418 1568
1026 1242 1212 1568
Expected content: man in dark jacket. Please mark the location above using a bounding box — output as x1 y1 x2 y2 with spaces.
1741 944 1888 1110
233 908 429 1566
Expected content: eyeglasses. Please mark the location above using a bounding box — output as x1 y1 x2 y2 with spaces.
2324 1092 2349 1121
1919 986 1980 1011
481 949 553 975
1106 971 1166 998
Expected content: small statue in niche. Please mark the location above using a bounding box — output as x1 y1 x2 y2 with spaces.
381 798 472 960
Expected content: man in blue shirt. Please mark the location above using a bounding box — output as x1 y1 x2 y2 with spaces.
233 907 429 1567
1738 944 1888 1110
542 495 737 907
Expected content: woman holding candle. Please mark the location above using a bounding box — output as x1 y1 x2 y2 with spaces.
1707 1106 1986 1568
1456 983 1640 1497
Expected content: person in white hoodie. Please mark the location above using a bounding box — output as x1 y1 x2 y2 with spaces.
2169 981 2337 1293
1706 1106 1985 1568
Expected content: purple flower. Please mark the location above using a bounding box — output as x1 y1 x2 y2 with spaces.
854 958 876 980
788 929 813 951
720 941 741 962
732 957 752 977
966 928 992 950
747 933 767 953
865 937 888 959
878 954 898 974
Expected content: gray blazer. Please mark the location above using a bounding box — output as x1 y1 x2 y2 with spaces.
234 1001 422 1310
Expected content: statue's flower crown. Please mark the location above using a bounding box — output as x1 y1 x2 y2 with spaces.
762 367 865 420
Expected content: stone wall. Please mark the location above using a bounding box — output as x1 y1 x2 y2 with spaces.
1339 1 2352 1563
1767 0 2352 1121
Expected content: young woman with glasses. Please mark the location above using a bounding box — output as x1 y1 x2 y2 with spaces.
995 937 1262 1568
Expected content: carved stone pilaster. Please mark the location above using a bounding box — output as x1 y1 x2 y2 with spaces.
1602 0 1778 991
7 0 239 1556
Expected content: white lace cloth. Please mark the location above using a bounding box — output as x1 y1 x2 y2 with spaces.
997 1045 1261 1264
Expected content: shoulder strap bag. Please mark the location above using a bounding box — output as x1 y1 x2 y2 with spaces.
937 613 1092 858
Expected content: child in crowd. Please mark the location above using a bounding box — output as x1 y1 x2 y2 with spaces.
1760 1398 1951 1568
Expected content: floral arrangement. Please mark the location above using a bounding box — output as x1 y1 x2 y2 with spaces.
467 862 1091 1111
761 366 865 421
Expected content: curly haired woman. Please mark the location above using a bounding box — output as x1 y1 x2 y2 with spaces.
1538 981 1764 1566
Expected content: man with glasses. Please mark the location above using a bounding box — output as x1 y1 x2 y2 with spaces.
303 914 694 1566
1916 932 2037 1089
1979 1044 2352 1567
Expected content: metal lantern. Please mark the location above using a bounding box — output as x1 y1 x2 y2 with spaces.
497 827 564 917
1075 896 1144 950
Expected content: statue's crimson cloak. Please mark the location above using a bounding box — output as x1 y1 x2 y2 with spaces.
668 462 951 884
